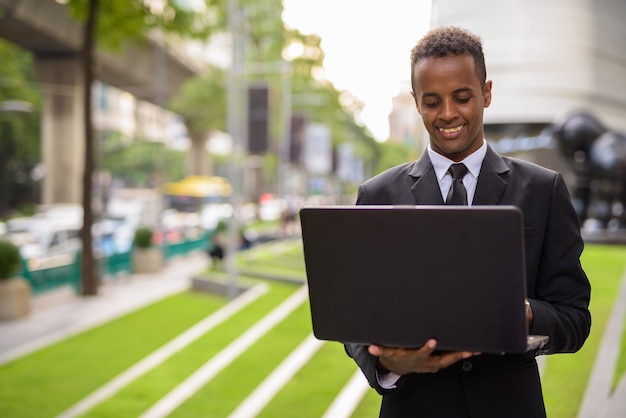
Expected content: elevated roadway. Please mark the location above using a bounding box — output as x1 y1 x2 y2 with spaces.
0 0 202 104
0 0 205 204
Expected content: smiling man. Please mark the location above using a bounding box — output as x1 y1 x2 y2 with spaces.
344 26 591 417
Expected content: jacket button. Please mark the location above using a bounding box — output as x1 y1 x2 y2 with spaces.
462 361 473 372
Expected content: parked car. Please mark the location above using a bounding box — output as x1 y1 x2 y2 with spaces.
4 215 81 270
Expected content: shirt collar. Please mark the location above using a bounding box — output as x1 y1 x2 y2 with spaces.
427 140 487 181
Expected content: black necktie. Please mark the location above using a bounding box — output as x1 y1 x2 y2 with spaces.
446 163 468 205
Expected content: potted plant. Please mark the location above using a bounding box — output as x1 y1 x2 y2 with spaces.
131 227 163 274
0 239 32 320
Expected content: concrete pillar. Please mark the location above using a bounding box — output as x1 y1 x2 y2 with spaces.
34 56 84 204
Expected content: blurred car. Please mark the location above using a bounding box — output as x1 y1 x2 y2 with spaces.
4 215 81 270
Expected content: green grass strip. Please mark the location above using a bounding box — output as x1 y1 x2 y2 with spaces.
256 342 365 417
352 385 384 417
239 263 306 280
170 300 313 417
612 245 626 390
247 253 305 271
0 291 227 418
542 244 626 418
239 250 306 279
86 280 299 417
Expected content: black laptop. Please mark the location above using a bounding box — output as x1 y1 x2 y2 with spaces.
299 205 548 354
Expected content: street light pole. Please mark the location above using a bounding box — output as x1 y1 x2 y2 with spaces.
225 0 245 300
278 62 292 199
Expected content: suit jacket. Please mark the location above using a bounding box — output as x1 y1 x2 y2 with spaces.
345 146 592 418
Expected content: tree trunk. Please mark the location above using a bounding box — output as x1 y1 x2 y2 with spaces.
186 126 212 176
80 0 99 295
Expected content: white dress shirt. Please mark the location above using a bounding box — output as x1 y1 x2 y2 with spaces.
427 140 487 206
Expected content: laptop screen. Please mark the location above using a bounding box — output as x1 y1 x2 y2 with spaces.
300 205 531 354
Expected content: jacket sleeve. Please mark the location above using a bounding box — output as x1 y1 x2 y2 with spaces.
529 174 592 354
344 343 402 395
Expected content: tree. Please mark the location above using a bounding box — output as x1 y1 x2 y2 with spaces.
169 64 227 176
79 0 99 295
64 0 380 294
102 136 186 186
65 0 225 295
166 0 382 198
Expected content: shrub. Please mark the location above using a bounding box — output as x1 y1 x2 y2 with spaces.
133 227 154 249
0 239 21 279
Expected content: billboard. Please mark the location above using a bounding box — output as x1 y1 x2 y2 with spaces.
303 123 332 175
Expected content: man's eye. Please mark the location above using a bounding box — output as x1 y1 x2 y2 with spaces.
457 97 470 104
424 102 438 108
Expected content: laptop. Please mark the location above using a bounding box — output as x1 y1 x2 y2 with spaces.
299 205 548 354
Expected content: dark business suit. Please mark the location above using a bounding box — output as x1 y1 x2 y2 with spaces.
345 145 591 418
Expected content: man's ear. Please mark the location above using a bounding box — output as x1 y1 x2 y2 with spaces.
411 91 422 115
483 80 493 108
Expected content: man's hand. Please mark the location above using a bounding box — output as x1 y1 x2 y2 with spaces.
369 339 477 374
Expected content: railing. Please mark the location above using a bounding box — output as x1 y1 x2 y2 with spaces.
19 231 213 295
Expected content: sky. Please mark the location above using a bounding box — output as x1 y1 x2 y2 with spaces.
282 0 432 141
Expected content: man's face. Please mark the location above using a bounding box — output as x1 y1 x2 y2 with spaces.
411 54 492 162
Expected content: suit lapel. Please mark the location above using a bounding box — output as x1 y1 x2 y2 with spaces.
473 146 510 205
406 145 510 205
408 153 446 205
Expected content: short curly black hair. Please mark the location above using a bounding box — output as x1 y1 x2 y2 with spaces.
410 26 487 91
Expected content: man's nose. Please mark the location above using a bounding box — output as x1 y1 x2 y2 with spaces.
440 100 458 121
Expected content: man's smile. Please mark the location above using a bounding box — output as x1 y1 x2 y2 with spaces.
438 124 466 138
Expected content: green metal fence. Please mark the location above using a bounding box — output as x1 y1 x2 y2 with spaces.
164 232 211 260
20 256 80 296
20 231 213 296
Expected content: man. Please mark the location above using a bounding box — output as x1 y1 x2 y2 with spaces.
345 26 591 417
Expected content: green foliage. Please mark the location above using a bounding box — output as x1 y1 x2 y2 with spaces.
169 65 227 135
166 0 381 181
373 140 415 175
215 219 228 233
101 136 186 186
0 39 41 106
0 39 42 217
65 0 226 51
241 0 287 62
133 227 153 248
0 239 21 278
